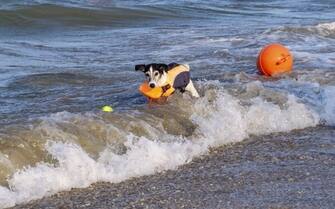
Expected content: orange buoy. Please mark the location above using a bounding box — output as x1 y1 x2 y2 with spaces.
257 43 293 76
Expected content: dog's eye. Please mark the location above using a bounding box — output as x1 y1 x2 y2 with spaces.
145 73 149 77
154 72 159 76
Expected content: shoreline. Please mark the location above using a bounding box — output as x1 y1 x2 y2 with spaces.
12 126 335 209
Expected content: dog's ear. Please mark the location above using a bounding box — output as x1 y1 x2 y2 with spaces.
135 64 145 72
168 62 179 70
157 64 168 73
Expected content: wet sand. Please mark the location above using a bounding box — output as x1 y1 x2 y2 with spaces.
12 126 335 209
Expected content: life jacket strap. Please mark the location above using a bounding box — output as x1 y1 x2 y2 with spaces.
161 84 171 93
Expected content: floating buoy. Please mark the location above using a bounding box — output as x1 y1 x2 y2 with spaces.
257 43 293 76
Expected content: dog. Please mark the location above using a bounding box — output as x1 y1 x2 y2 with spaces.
135 63 200 98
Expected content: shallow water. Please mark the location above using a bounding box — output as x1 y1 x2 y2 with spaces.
0 0 335 207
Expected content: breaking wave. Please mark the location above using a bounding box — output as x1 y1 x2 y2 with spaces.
0 81 321 208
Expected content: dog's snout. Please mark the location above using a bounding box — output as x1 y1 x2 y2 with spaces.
149 83 155 88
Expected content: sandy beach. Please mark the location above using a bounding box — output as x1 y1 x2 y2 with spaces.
12 126 335 209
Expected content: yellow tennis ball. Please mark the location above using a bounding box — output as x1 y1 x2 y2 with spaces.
102 105 113 112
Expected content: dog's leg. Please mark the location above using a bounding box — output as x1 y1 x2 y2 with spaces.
185 80 199 97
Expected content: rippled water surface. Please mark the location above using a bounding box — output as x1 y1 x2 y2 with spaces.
0 0 335 207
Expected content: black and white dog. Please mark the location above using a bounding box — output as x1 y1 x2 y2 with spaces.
135 63 199 98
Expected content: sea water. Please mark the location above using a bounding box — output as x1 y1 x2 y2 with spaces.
0 0 334 207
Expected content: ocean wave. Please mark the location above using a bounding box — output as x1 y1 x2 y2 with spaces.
9 72 98 87
0 81 320 208
0 4 181 27
0 1 278 28
264 22 335 38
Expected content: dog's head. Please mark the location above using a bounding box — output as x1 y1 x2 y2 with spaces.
135 63 169 88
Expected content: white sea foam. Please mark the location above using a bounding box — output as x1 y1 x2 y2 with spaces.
0 86 320 208
321 86 335 126
315 22 335 35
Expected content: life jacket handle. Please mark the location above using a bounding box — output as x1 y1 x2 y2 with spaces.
162 84 171 92
160 84 173 97
161 84 172 97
